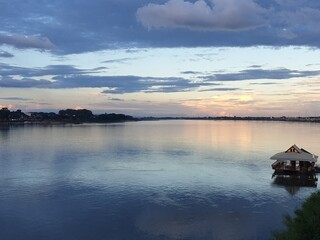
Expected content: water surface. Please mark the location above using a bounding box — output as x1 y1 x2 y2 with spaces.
0 120 319 239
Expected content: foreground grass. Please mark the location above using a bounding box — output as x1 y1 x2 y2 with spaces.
273 191 320 240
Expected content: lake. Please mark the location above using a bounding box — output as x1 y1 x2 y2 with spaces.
0 120 319 240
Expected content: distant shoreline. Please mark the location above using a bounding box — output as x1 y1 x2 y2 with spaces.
138 116 320 123
0 119 137 125
0 108 137 125
2 107 320 125
2 116 320 125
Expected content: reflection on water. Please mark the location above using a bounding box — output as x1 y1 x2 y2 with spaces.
0 120 319 240
272 174 318 195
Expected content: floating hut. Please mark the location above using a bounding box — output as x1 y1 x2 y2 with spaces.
270 144 318 174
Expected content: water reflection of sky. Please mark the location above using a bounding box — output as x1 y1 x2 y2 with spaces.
0 121 319 239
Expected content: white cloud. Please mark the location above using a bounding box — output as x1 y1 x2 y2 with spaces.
137 0 266 31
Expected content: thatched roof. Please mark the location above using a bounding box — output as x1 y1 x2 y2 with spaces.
270 144 318 162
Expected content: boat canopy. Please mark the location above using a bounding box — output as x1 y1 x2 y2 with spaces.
270 144 318 162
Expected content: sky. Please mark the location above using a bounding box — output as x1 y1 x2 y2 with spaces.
1 0 320 117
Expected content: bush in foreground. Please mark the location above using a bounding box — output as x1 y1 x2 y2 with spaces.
273 191 320 240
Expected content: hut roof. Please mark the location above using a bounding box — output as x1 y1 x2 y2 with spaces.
270 144 318 162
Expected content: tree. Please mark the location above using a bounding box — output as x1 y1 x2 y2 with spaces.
58 109 93 121
273 191 320 239
9 109 28 120
0 108 10 120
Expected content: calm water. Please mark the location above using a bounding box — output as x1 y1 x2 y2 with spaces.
0 120 319 240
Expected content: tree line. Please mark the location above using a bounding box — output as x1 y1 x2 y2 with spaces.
0 108 135 123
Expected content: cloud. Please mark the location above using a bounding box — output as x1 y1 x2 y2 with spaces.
137 0 320 48
205 68 320 81
108 97 124 101
1 0 320 53
0 97 32 101
0 34 54 50
103 57 136 64
0 77 52 88
0 63 98 78
2 62 319 93
200 87 239 92
137 0 266 31
0 62 214 93
250 82 279 85
31 64 99 76
53 75 204 93
270 5 320 41
248 64 263 68
0 50 14 58
181 71 203 75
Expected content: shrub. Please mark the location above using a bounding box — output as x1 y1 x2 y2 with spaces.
273 191 320 240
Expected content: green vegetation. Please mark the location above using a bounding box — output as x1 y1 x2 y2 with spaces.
273 191 320 240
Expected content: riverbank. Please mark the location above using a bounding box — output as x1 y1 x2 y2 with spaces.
0 108 137 125
2 107 320 125
2 116 320 125
139 116 320 123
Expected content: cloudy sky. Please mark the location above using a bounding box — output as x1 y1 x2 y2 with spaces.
1 0 320 117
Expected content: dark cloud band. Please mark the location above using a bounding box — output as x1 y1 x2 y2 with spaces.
1 0 320 53
1 63 319 93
